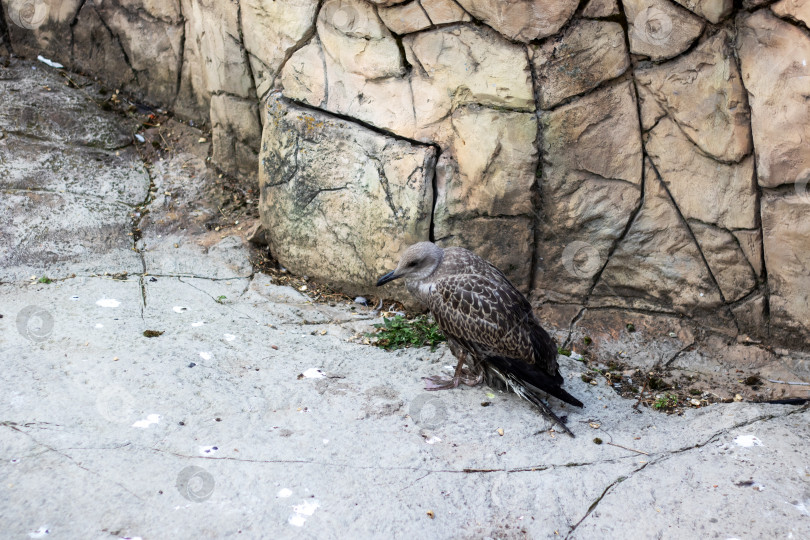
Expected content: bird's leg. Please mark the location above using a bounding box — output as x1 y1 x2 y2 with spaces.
423 352 467 391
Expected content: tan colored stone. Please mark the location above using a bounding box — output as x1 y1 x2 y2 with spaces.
422 0 472 23
404 25 534 135
434 106 536 222
117 0 182 23
690 221 756 302
592 162 724 314
732 229 763 278
535 81 643 302
635 81 666 131
771 0 810 26
72 3 137 96
317 0 405 79
366 0 410 5
378 1 432 34
3 0 83 60
210 95 261 179
241 0 319 97
636 31 751 163
277 24 414 135
323 57 416 136
436 217 534 293
670 0 731 23
737 10 810 188
182 0 253 98
645 118 757 230
761 191 810 343
280 38 327 107
531 20 629 109
455 0 578 42
259 95 436 299
622 0 704 61
582 0 620 17
731 293 767 340
541 81 643 186
100 2 184 105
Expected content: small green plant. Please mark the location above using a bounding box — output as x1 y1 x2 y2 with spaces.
215 295 227 304
368 315 446 351
557 347 571 357
653 393 678 410
38 276 52 284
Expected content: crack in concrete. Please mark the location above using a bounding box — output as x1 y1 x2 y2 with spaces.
1 422 144 501
565 402 809 536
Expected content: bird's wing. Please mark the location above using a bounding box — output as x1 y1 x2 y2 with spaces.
426 274 555 368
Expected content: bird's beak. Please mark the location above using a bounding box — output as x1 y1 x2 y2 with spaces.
376 270 399 287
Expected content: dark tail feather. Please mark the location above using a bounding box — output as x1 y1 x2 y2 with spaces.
486 355 584 408
503 371 575 437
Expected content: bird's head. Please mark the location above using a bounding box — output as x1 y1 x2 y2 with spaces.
376 242 443 286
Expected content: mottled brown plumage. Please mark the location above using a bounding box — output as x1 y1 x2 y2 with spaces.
377 242 583 436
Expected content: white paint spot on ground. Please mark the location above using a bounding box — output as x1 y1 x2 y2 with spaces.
424 435 442 445
289 500 320 527
96 299 121 308
734 435 763 447
224 334 236 342
132 414 161 429
199 446 218 455
191 321 204 327
199 352 212 361
28 526 49 538
277 488 293 498
323 439 329 445
302 368 325 379
173 306 189 313
37 55 63 68
135 134 145 143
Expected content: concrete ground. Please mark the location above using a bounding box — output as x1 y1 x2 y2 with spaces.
1 57 809 540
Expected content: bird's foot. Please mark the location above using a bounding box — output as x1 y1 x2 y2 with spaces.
422 368 483 391
422 375 460 391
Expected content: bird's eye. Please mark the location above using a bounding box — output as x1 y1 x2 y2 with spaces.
408 261 417 267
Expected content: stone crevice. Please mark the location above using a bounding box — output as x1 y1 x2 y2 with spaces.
266 0 324 98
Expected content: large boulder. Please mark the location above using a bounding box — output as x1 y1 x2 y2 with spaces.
259 95 436 298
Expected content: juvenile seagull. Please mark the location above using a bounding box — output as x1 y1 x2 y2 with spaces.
377 242 583 436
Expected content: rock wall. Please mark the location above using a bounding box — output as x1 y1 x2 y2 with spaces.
2 0 809 348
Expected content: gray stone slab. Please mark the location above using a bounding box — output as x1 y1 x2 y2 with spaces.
0 191 143 282
1 275 808 538
0 62 136 150
0 134 150 205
